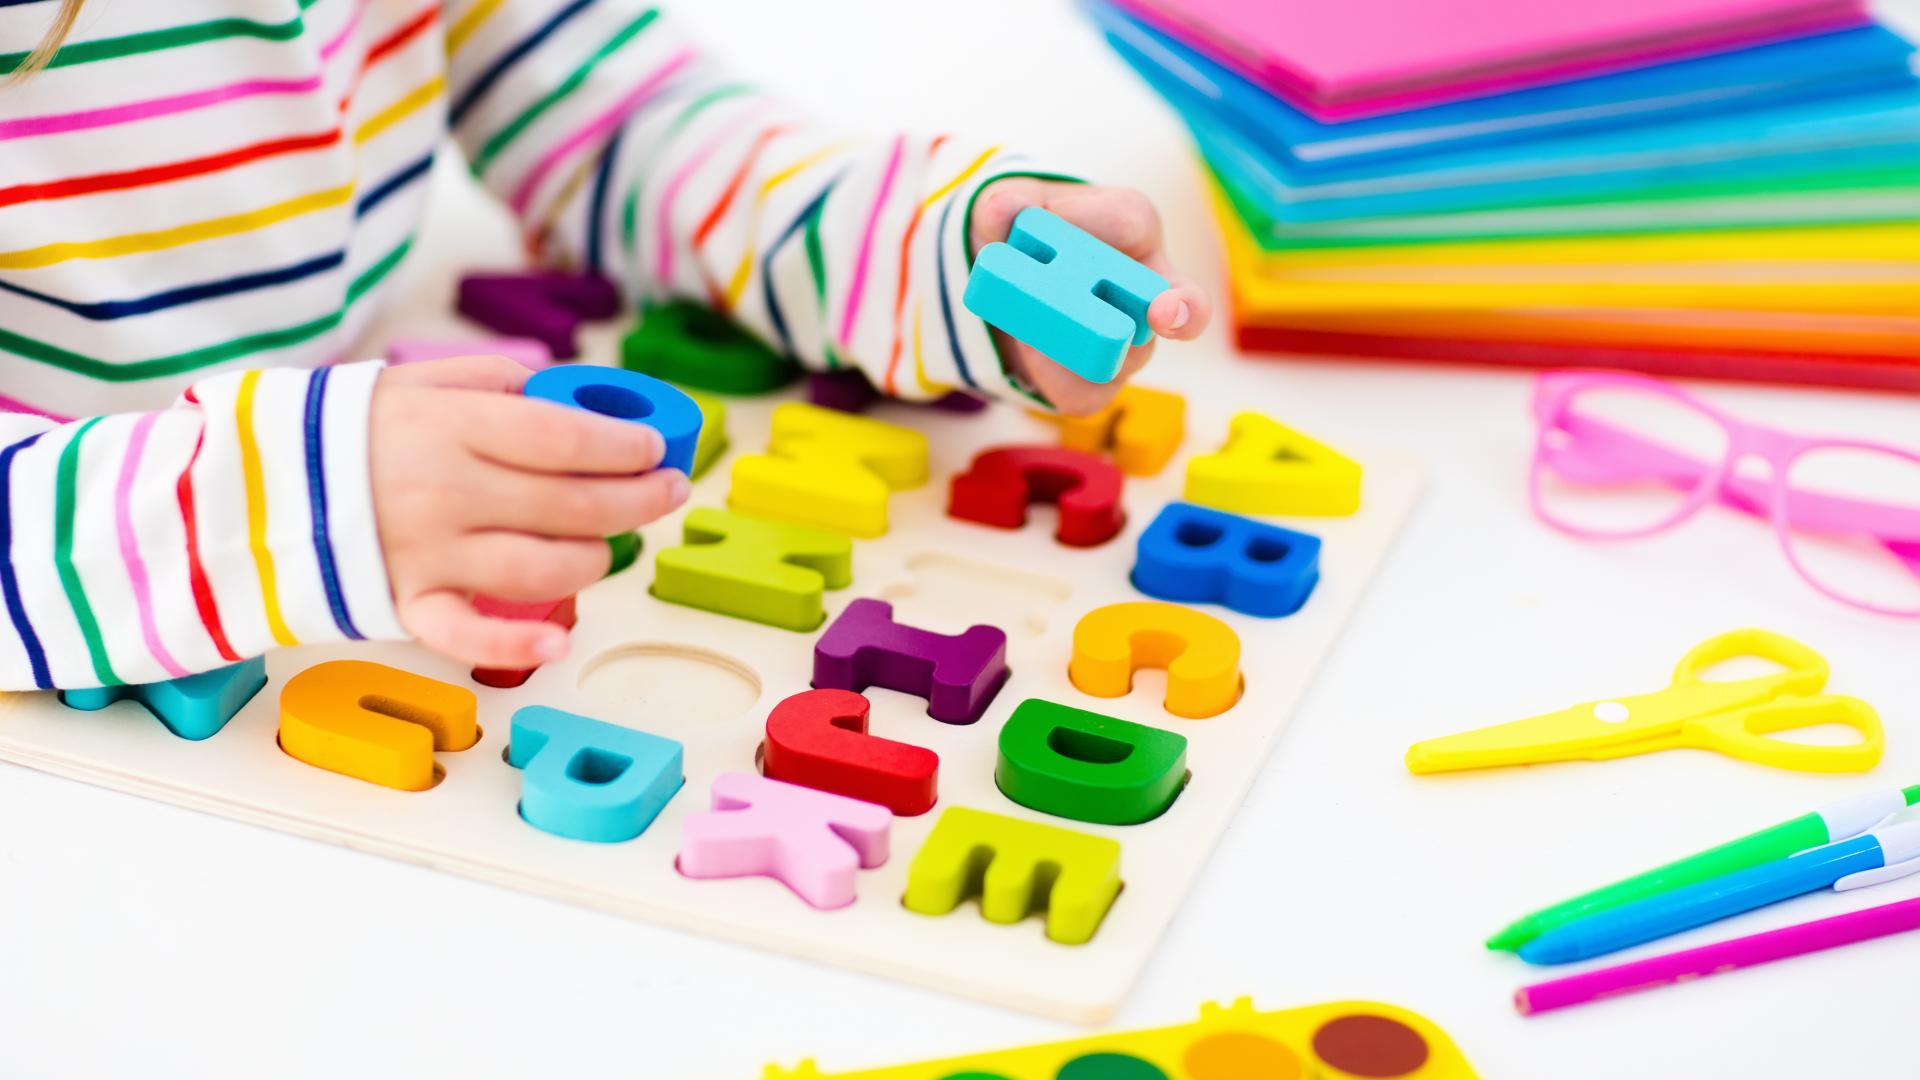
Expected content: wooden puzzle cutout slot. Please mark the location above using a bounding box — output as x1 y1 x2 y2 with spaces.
577 642 763 730
877 551 1071 638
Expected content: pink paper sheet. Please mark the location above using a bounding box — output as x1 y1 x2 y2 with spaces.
1111 0 1868 120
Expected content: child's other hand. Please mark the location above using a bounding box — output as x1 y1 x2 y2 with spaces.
970 179 1212 416
370 356 690 669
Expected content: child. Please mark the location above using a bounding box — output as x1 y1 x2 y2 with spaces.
0 0 1211 691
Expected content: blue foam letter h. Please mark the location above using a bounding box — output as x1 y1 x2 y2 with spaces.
963 207 1169 383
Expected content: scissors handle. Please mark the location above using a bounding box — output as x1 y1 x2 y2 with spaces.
1670 629 1829 697
1694 694 1885 773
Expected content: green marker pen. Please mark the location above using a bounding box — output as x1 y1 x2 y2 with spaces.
1488 784 1920 953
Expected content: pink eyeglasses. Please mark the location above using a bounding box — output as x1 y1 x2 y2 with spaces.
1529 371 1920 617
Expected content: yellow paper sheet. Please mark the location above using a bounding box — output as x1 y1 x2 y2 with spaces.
1217 189 1920 313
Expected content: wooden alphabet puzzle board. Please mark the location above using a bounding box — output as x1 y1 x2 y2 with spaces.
0 387 1422 1023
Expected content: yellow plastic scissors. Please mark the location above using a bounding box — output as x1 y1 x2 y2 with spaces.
1406 629 1884 775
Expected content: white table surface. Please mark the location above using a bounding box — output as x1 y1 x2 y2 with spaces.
4 3 1918 1077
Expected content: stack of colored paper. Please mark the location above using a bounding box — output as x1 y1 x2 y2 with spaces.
1093 0 1920 390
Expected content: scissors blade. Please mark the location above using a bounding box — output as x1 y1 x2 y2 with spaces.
1405 698 1675 775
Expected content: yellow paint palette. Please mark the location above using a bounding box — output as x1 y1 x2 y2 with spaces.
767 998 1477 1079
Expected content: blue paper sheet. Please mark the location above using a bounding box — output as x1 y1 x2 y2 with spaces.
1193 89 1920 223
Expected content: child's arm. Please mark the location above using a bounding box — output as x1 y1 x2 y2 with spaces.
443 3 1209 415
0 356 681 691
0 363 402 692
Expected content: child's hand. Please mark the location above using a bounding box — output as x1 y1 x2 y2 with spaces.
369 355 690 669
970 180 1212 415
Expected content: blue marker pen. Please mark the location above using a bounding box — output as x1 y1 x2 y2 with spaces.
1520 819 1920 965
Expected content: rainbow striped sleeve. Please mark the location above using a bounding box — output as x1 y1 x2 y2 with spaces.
0 360 405 691
443 1 1078 404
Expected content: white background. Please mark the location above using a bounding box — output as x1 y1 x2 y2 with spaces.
4 2 1919 1077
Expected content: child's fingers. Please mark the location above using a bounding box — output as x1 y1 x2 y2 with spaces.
968 177 1053 248
477 466 690 537
1010 344 1129 417
1011 185 1206 337
1148 276 1212 341
1041 185 1164 263
442 532 612 601
398 591 570 669
1039 383 1116 418
466 396 666 476
381 353 532 393
1117 340 1157 384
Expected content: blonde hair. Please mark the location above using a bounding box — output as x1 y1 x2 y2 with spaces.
8 0 86 82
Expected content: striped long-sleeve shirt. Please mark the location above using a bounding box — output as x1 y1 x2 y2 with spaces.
0 0 1067 691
